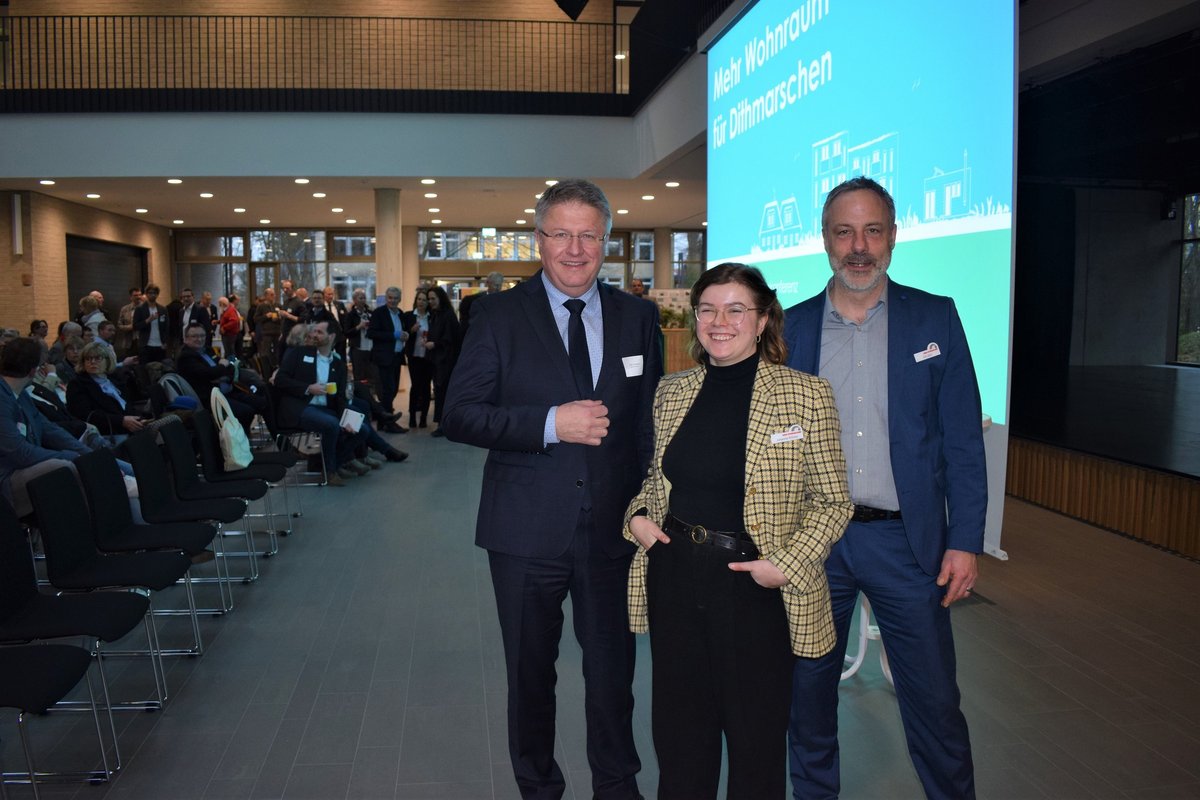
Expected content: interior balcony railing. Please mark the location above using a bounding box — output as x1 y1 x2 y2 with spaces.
0 15 633 114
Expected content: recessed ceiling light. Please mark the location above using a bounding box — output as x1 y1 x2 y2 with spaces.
200 192 214 198
345 219 357 224
135 208 149 214
545 180 558 186
331 207 343 213
173 219 184 225
524 208 535 214
167 179 182 184
233 207 246 213
86 193 101 199
259 219 271 224
702 221 708 226
665 181 680 188
615 53 627 60
534 193 543 200
421 178 437 185
641 195 655 201
303 238 311 243
288 232 298 237
39 179 55 186
516 219 526 224
424 193 438 199
616 209 629 214
430 219 442 224
294 178 310 185
428 208 440 213
312 192 326 198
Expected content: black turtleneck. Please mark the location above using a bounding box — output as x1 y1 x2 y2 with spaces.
661 354 758 532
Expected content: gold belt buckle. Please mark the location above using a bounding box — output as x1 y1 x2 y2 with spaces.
690 525 708 544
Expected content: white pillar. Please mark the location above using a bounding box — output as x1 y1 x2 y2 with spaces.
375 188 402 301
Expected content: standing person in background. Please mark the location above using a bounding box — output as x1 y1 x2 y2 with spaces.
28 320 49 361
78 295 107 338
116 287 142 358
132 284 169 364
367 286 410 428
457 270 504 344
323 286 348 360
278 280 305 344
404 288 433 430
254 287 282 360
201 290 219 348
174 288 209 358
219 294 244 360
442 179 661 800
784 176 986 800
425 285 460 439
344 288 376 385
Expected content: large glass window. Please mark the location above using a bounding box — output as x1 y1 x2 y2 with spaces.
418 229 539 261
672 231 706 289
330 263 377 302
1179 193 1200 364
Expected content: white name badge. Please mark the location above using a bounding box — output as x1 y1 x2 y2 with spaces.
302 355 315 363
622 355 644 377
770 424 805 444
913 342 941 363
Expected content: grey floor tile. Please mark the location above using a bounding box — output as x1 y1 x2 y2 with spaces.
346 745 400 800
295 691 368 765
280 762 354 799
395 705 489 784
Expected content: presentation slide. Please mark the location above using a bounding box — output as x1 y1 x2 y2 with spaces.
707 0 1015 423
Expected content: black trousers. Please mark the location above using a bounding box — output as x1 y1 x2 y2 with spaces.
646 531 795 800
488 511 641 800
407 356 432 419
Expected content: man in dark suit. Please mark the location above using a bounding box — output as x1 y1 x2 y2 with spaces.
178 322 268 435
131 283 170 363
784 176 987 800
174 288 210 358
272 320 372 487
443 180 661 800
457 270 504 344
366 286 410 421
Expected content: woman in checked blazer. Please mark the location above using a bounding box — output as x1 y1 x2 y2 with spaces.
624 263 852 799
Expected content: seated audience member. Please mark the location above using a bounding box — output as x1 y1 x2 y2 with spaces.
47 321 83 369
177 322 268 435
0 338 92 517
271 320 372 486
28 319 50 358
27 362 95 442
96 320 138 369
66 342 148 438
56 336 86 386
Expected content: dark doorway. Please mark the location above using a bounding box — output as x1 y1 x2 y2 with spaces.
66 235 147 323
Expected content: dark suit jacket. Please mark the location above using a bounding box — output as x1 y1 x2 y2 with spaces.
177 304 211 343
783 279 987 575
177 346 235 404
442 273 663 559
344 304 372 351
65 373 139 435
131 302 170 349
367 306 412 367
272 346 348 429
425 308 460 384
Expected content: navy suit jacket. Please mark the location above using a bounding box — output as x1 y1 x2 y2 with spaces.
0 384 89 501
272 347 348 430
443 273 663 559
366 306 412 367
783 280 987 575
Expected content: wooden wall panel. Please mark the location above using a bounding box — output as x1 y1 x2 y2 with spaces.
1006 437 1200 559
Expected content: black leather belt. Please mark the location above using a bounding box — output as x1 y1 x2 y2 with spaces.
663 515 758 558
852 505 902 523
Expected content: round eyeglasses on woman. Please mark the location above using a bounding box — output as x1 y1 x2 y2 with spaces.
693 304 762 325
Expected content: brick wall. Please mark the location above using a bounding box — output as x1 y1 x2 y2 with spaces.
0 191 171 330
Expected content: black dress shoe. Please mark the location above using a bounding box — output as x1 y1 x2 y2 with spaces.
430 427 446 438
374 410 403 425
382 422 407 434
384 448 408 462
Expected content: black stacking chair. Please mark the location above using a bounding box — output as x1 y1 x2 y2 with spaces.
193 408 295 541
26 467 203 657
158 420 268 581
0 644 115 797
123 428 251 613
74 447 225 624
0 501 159 722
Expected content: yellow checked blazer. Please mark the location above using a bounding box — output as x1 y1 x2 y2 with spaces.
623 361 853 657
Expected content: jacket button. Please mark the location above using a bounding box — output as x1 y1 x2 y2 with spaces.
751 523 760 531
576 479 584 488
747 487 757 495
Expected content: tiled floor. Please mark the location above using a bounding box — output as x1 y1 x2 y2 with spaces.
4 426 1200 799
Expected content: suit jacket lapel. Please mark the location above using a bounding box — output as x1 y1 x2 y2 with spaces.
886 280 909 418
744 363 775 481
595 283 622 397
519 274 576 390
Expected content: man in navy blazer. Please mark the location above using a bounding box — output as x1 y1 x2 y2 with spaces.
784 177 986 800
443 180 660 800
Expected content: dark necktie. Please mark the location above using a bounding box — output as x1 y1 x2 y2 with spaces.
564 298 593 399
